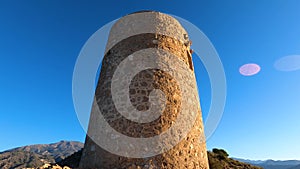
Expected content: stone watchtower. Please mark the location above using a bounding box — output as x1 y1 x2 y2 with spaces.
79 11 209 169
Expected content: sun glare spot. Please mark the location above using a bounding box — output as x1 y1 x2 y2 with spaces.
239 63 261 76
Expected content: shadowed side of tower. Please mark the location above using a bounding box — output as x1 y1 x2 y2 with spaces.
79 11 209 169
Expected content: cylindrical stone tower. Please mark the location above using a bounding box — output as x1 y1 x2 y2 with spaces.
79 11 209 169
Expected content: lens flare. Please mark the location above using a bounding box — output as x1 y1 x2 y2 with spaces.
274 55 300 72
239 63 261 76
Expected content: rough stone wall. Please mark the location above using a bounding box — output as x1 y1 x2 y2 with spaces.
79 11 209 169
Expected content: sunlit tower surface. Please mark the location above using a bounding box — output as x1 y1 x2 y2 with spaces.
79 11 209 169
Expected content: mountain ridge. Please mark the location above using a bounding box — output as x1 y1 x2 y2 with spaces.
235 158 300 169
0 141 83 169
1 141 295 169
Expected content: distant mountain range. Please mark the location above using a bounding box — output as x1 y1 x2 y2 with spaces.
235 158 300 169
0 141 297 169
0 141 83 169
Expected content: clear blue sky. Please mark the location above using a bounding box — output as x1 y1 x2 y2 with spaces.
1 0 300 160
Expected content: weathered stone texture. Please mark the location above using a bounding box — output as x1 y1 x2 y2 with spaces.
79 11 209 169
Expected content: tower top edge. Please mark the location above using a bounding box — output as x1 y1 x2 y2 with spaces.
105 11 189 53
127 10 159 15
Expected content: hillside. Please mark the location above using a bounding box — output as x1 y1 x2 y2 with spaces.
0 141 263 169
207 148 262 169
289 164 300 169
7 140 83 162
0 141 83 169
59 148 262 169
0 150 54 169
